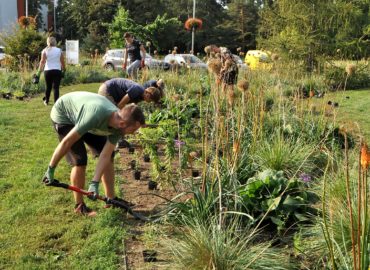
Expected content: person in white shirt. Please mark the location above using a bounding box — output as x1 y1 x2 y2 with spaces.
37 36 66 105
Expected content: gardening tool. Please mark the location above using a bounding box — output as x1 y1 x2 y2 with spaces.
46 179 150 222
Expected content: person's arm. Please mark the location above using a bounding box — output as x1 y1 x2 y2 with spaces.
140 45 146 67
123 48 128 69
37 50 47 75
60 51 65 71
49 128 81 167
43 127 82 185
117 95 131 109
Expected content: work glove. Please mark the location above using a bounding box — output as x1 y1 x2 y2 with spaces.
42 165 56 185
87 181 100 201
36 70 41 77
140 60 145 68
61 69 65 78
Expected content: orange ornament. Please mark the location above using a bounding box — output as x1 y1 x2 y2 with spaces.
360 143 370 170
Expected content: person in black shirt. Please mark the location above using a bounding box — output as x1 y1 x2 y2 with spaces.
122 32 146 79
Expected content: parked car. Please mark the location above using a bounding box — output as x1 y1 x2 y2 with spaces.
232 54 248 71
164 54 207 69
0 46 7 66
102 49 170 71
244 50 272 70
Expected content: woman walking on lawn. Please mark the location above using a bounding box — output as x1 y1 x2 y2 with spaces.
37 36 66 106
42 92 145 216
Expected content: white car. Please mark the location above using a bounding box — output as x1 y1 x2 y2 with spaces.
0 46 6 61
164 54 207 69
102 49 170 71
232 54 248 71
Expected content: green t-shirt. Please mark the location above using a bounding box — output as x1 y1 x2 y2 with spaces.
50 91 121 144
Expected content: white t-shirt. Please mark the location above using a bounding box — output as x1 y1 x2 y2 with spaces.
42 47 62 71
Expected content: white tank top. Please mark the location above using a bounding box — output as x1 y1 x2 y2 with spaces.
43 47 62 71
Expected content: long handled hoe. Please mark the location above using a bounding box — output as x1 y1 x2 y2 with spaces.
47 179 151 222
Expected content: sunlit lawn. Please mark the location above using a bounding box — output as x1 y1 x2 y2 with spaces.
324 88 370 142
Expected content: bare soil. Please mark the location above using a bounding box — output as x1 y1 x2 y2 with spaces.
117 143 192 269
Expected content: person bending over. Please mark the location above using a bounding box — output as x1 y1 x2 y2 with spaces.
98 78 162 109
42 91 145 216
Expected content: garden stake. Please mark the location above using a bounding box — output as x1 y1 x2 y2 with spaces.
47 179 151 222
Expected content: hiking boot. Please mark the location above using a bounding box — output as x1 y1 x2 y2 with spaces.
74 202 97 217
104 197 135 209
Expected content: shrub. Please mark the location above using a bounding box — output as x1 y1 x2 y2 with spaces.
324 63 370 90
0 25 46 70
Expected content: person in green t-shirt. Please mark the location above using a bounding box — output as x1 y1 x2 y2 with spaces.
42 91 145 216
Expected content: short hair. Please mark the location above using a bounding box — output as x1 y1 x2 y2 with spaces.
47 36 57 47
123 32 132 38
119 104 145 125
145 87 162 103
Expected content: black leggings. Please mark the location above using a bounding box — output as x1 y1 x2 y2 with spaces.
44 69 62 104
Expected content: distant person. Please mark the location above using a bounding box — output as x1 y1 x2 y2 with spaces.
98 78 162 109
37 36 65 105
209 45 238 106
122 32 146 79
142 79 165 99
42 91 145 216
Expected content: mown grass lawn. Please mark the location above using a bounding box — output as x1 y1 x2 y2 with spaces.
0 83 128 269
323 88 370 141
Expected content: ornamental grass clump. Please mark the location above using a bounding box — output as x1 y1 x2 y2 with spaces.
252 134 317 178
167 218 293 270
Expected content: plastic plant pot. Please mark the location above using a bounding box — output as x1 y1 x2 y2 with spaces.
142 249 157 262
143 154 150 162
129 160 136 170
133 170 141 180
192 170 200 177
148 180 158 190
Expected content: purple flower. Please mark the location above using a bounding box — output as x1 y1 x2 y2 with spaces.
299 173 312 183
174 139 185 147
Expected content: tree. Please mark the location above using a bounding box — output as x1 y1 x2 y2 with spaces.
258 0 370 70
225 0 259 51
108 7 180 51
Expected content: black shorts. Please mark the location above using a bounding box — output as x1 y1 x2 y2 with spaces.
53 122 115 166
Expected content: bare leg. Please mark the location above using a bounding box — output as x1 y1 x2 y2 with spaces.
101 161 115 199
70 165 86 204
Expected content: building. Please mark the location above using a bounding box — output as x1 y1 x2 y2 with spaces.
0 0 56 34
